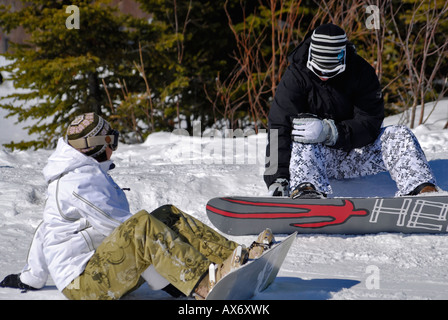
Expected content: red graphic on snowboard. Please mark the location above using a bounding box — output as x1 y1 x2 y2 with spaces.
206 198 369 228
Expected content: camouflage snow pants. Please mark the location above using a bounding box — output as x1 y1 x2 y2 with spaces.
290 125 436 196
62 205 238 300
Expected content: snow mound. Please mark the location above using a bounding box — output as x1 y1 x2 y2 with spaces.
1 93 447 299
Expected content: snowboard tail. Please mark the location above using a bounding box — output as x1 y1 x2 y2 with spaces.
206 232 296 300
206 195 448 235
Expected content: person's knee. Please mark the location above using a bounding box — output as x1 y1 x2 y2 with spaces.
148 205 181 226
383 125 413 138
126 210 154 229
133 210 150 220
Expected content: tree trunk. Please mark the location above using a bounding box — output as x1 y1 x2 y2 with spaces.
86 72 101 115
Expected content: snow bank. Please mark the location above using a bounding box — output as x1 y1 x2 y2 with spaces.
1 80 447 299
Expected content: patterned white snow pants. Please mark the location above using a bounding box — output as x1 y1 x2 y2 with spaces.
290 125 436 196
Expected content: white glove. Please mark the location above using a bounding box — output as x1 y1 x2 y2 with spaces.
268 178 289 197
291 114 338 146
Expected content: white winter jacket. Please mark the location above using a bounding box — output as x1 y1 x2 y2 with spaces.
20 138 132 291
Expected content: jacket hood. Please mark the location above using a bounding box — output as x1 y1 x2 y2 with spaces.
43 137 110 184
288 35 312 65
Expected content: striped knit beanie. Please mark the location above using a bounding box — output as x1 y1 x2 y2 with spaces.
66 113 111 158
307 24 347 78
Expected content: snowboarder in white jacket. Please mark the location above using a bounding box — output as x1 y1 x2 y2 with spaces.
0 113 272 300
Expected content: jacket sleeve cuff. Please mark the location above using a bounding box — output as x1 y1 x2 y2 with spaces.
20 270 47 289
323 119 339 146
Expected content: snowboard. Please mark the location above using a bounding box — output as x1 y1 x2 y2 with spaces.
206 232 297 300
206 195 448 235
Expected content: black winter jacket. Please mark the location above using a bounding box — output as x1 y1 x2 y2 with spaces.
264 36 384 188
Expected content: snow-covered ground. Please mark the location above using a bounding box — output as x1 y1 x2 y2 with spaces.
1 65 448 299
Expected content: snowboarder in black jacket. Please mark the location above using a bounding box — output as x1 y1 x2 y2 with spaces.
264 24 437 198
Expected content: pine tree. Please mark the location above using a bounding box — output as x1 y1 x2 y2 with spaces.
134 0 238 132
0 0 243 148
0 0 163 149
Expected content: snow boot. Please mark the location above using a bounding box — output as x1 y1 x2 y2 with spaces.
408 182 438 196
193 245 249 300
248 228 275 259
291 182 326 199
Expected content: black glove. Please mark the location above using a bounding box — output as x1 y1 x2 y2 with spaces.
0 274 37 291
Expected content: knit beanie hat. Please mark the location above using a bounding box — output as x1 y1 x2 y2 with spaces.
307 24 347 79
66 112 111 158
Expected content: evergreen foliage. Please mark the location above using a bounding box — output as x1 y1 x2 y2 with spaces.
0 0 446 149
0 0 166 149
